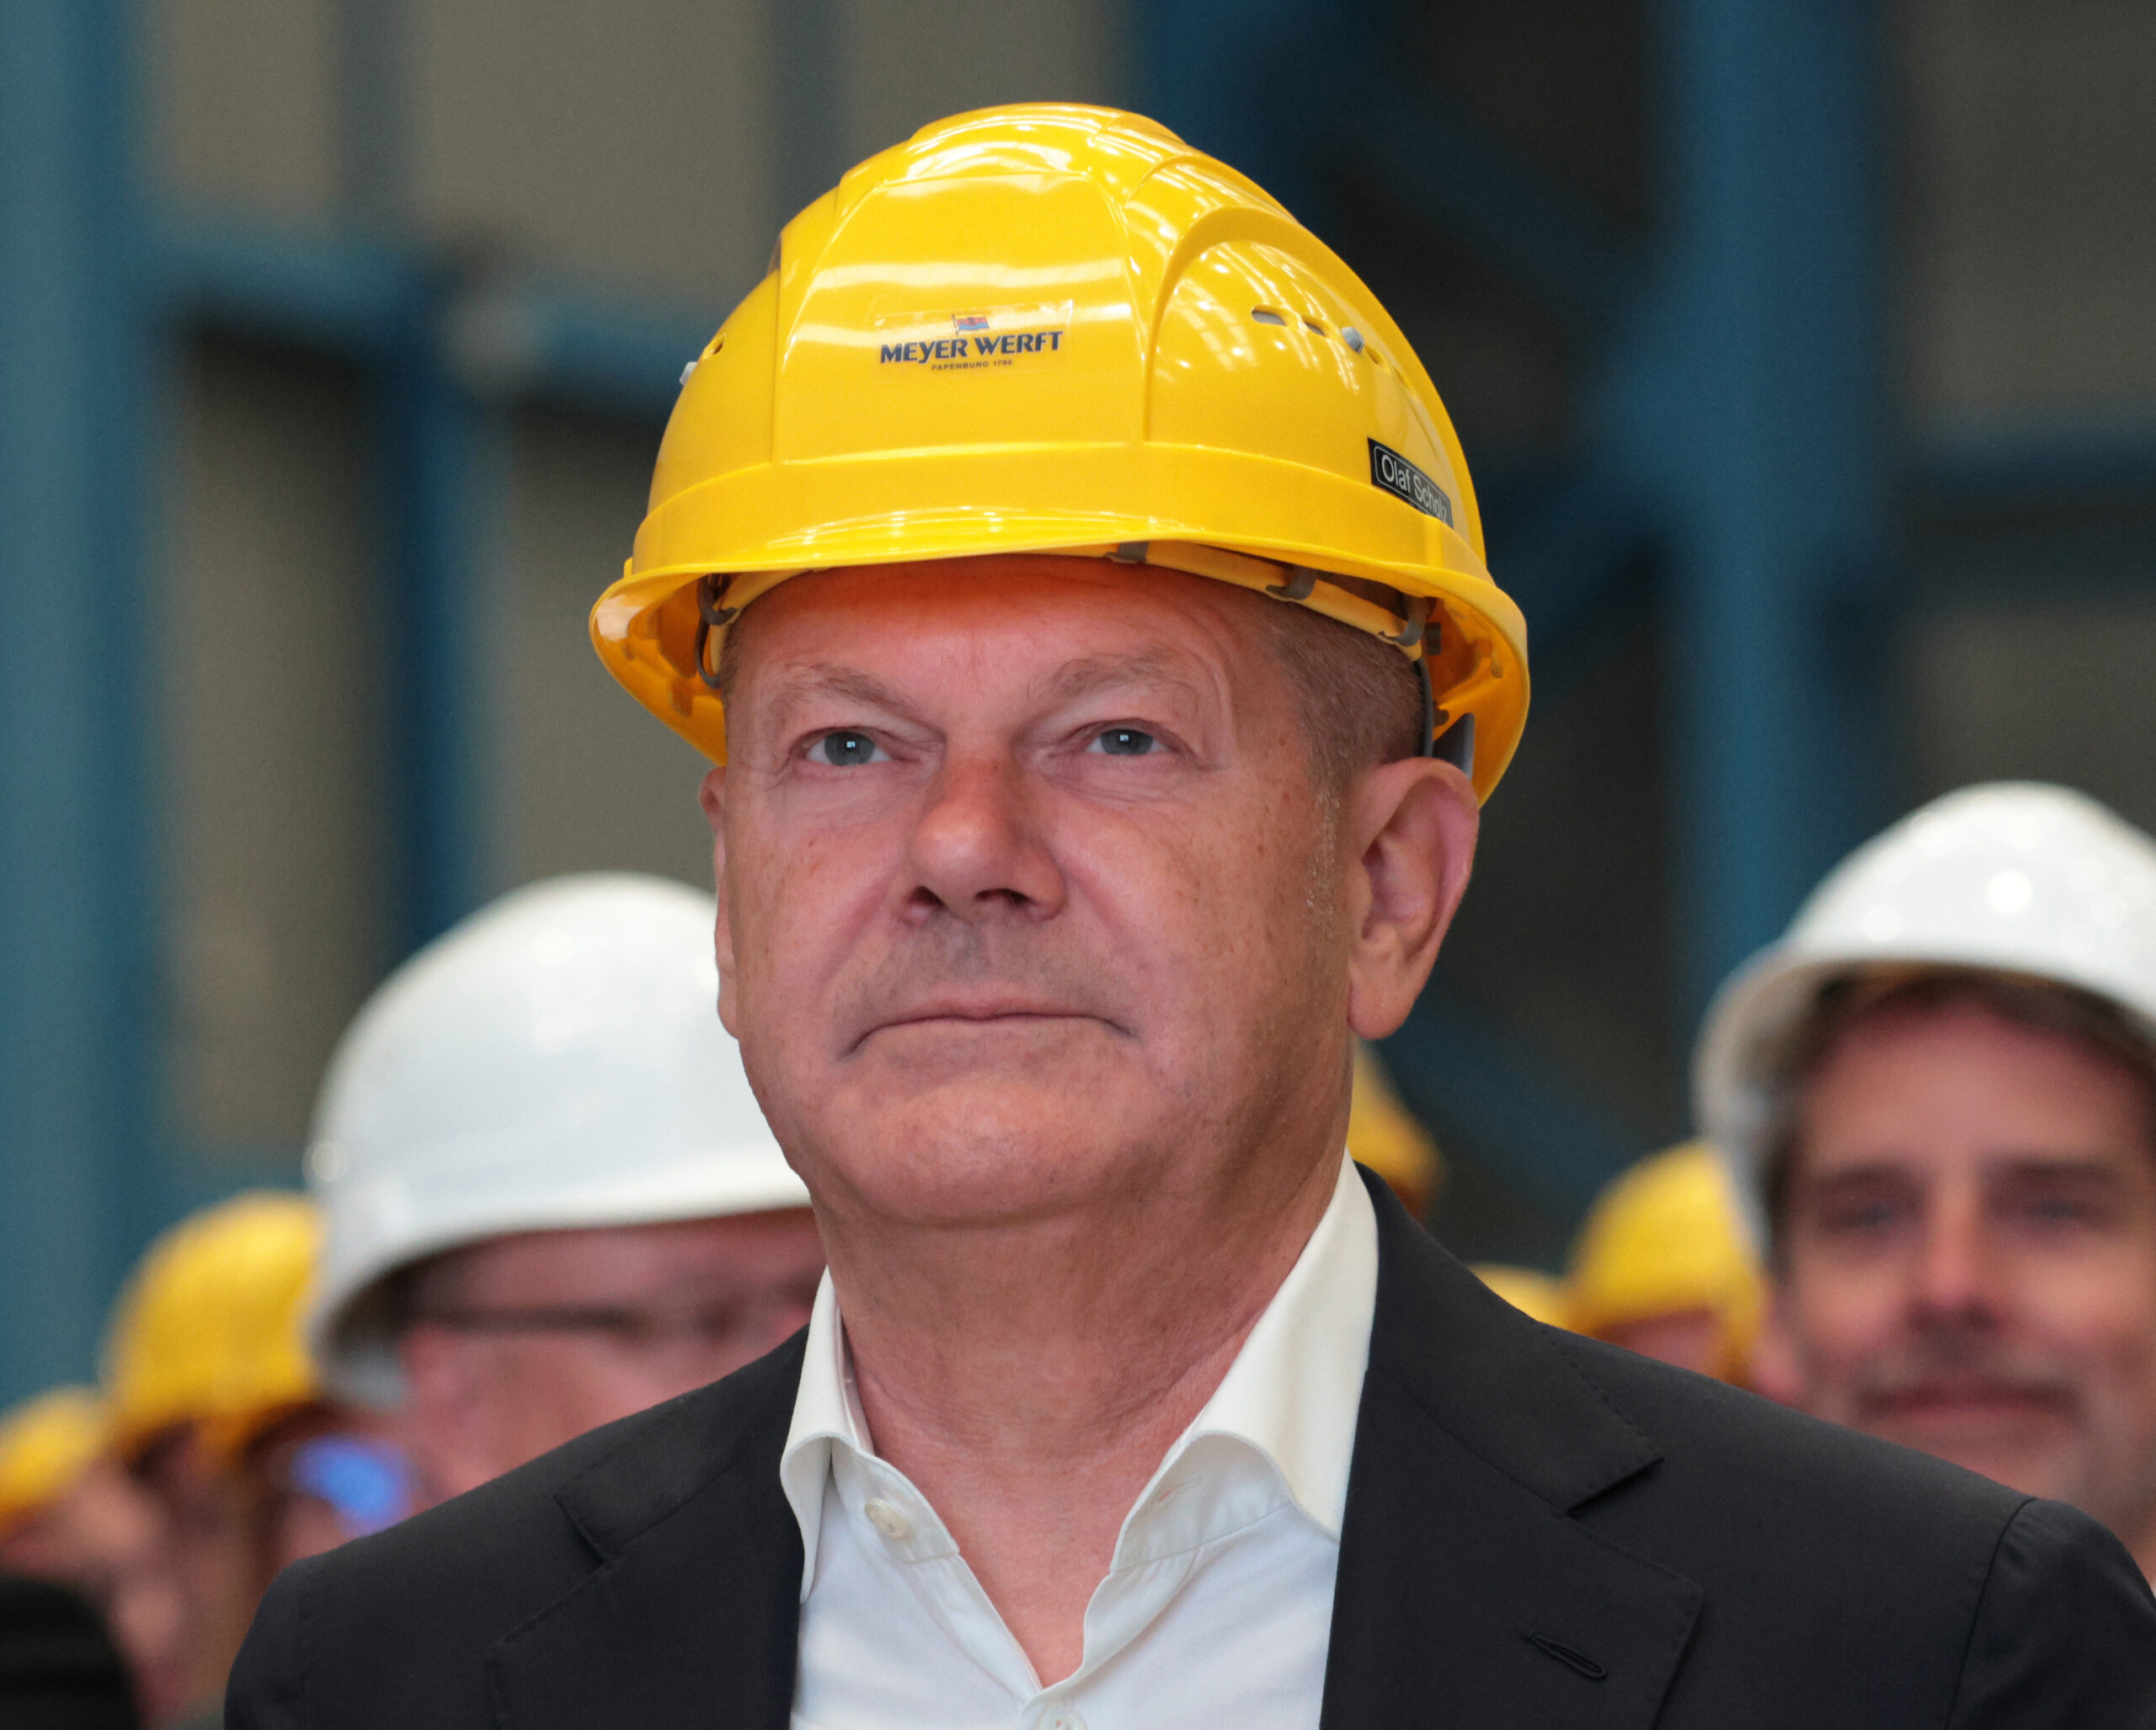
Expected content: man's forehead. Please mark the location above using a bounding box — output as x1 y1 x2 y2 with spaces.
729 557 1260 702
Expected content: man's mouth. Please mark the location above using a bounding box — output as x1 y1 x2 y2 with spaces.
850 996 1123 1053
1859 1379 2079 1426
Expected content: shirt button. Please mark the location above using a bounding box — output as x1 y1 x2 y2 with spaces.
862 1498 910 1541
1046 1715 1086 1730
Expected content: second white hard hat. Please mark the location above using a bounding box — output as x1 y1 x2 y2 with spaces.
1695 782 2156 1241
306 873 810 1403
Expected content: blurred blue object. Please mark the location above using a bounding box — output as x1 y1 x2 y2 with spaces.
286 1434 415 1539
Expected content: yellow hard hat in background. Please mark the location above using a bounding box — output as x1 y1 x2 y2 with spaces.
1566 1142 1763 1381
0 1387 108 1530
1471 1265 1572 1328
593 103 1528 799
102 1193 323 1463
1348 1042 1442 1215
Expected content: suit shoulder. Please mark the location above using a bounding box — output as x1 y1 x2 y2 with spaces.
237 1334 806 1722
1554 1329 2026 1550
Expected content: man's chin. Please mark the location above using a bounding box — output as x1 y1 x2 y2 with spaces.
808 1080 1177 1227
1862 1403 2085 1501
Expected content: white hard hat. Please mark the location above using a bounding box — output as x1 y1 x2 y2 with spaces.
305 873 809 1403
1696 782 2156 1241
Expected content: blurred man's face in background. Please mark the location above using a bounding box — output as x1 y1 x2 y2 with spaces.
395 1211 825 1503
0 1456 189 1722
1773 999 2156 1563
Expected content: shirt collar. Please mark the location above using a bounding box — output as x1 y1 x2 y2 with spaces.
780 1151 1378 1594
1169 1151 1375 1538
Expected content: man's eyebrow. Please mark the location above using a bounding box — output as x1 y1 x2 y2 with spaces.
1039 651 1203 706
1990 1156 2127 1185
761 664 915 722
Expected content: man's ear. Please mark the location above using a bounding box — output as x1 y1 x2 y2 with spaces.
1342 758 1479 1040
700 764 739 1033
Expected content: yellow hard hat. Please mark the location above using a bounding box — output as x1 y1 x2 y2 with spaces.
1471 1265 1572 1328
0 1387 108 1530
1348 1042 1442 1214
102 1193 323 1463
591 104 1528 799
1566 1142 1764 1380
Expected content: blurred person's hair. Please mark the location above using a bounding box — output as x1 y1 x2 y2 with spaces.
1760 964 2156 1252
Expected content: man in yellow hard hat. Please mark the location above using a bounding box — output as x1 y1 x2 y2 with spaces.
1565 1142 1764 1382
106 1194 412 1727
0 1389 188 1722
232 106 2156 1728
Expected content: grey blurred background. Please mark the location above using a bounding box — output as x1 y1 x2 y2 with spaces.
2 0 2153 1402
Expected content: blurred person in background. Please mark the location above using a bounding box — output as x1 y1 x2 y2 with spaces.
0 1570 142 1730
305 874 823 1508
1470 1263 1572 1326
104 1193 411 1727
1564 1141 1764 1381
1700 782 2156 1575
0 1390 184 1722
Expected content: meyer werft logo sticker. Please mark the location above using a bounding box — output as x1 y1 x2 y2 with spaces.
875 305 1071 372
1369 440 1453 525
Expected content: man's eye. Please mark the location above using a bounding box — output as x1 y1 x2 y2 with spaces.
814 731 884 767
1091 727 1157 757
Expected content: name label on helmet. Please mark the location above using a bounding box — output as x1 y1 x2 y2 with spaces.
875 306 1072 373
1369 440 1454 525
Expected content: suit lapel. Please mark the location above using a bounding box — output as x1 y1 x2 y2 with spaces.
488 1337 807 1730
1321 1173 1703 1729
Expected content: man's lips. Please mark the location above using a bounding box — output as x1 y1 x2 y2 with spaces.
848 997 1123 1051
1859 1380 2079 1424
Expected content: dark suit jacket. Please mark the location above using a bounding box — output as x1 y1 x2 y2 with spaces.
0 1572 139 1730
231 1170 2156 1727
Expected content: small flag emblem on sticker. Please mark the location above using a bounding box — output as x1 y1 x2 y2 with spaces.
953 313 991 334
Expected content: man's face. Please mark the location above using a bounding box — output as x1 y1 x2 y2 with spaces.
707 557 1459 1235
398 1209 824 1503
1775 1001 2156 1543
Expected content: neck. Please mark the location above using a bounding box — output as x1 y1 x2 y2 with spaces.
822 1147 1342 1684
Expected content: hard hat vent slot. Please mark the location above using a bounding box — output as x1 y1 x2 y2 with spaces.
1250 307 1287 326
1301 317 1327 336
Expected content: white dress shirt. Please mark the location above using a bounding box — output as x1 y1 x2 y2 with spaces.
780 1154 1378 1730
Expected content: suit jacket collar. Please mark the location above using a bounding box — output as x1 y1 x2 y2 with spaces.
488 1172 1702 1730
1321 1168 1702 1728
487 1337 806 1730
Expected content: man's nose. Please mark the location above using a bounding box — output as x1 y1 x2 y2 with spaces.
903 752 1065 921
1906 1197 2003 1332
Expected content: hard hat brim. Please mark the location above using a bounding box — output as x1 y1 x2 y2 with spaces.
594 446 1528 801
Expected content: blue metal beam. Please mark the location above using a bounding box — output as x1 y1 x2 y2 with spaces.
378 276 498 949
0 0 155 1403
1597 0 1889 1020
156 207 419 355
446 278 722 424
1920 413 2156 505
